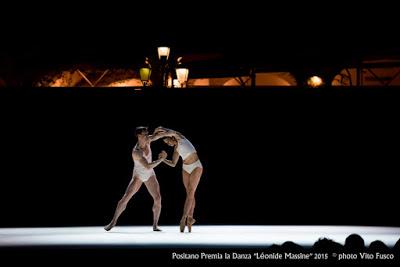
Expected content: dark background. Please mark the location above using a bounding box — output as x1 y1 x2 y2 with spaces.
1 1 399 228
0 87 399 228
2 2 399 71
1 3 399 266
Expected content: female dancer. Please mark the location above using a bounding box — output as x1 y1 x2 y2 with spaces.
155 126 203 233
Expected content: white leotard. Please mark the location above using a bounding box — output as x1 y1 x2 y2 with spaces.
132 144 155 182
177 138 197 160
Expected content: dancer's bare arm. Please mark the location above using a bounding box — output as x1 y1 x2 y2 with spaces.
133 150 167 169
148 127 180 142
148 131 165 142
152 126 184 140
163 149 180 167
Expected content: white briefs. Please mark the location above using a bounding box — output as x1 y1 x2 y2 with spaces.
133 168 155 182
182 160 203 174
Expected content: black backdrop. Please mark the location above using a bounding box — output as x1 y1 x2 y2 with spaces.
0 87 399 228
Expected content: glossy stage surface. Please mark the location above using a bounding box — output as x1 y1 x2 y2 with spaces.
1 226 399 248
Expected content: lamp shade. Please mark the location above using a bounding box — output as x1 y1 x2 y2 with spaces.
140 67 152 82
157 47 170 60
139 57 152 84
176 67 189 84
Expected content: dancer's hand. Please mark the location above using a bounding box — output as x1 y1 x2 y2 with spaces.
158 150 167 159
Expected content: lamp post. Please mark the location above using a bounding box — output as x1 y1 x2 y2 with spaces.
139 47 189 88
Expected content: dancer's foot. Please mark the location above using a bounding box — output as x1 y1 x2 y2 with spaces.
104 222 115 231
179 216 187 233
153 226 162 232
187 216 196 233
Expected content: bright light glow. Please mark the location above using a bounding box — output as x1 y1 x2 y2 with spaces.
139 67 152 82
157 47 170 60
0 226 399 248
176 68 189 84
332 67 400 86
256 72 297 86
173 79 181 88
307 76 323 88
51 78 65 87
48 71 82 87
224 77 247 86
166 75 173 88
189 78 210 87
108 79 143 87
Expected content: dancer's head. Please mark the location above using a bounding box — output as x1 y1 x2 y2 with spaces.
163 136 177 146
135 126 149 138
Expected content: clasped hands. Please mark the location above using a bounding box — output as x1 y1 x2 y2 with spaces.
158 150 167 160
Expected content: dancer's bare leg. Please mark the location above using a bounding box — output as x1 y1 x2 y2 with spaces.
144 175 162 231
181 167 202 232
180 171 190 232
104 177 143 231
189 198 196 218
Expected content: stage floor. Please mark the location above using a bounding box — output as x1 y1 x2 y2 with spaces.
0 226 399 248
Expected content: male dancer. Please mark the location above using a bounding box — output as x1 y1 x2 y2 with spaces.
104 126 167 231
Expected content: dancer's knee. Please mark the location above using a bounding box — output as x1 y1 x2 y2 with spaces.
153 194 162 207
118 198 128 208
187 189 196 199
